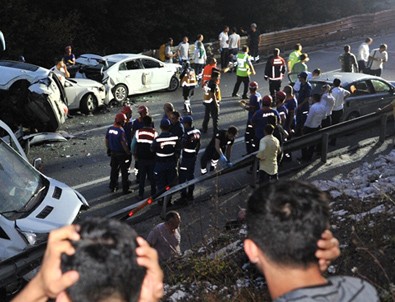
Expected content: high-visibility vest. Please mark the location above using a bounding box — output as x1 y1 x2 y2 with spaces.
236 53 250 77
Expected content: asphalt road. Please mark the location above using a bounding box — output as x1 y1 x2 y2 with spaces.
27 31 395 215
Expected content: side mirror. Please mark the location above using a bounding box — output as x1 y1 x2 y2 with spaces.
0 31 5 51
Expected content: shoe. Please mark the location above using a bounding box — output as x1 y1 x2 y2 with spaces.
67 114 74 119
242 95 248 99
123 189 133 194
232 93 239 97
110 187 118 193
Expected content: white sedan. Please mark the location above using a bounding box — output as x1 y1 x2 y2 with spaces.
75 53 181 102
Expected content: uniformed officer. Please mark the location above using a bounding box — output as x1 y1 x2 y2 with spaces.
202 68 221 134
105 113 131 194
251 95 280 143
121 105 133 174
178 116 201 203
231 45 256 99
240 81 262 154
200 126 238 175
151 119 180 201
131 115 158 200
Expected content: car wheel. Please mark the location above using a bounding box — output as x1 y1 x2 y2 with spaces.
167 76 179 92
346 112 360 121
80 93 97 114
113 84 128 103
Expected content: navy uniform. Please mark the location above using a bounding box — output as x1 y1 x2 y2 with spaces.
179 116 201 201
251 95 280 143
131 115 157 199
151 119 180 196
105 113 131 194
243 81 262 154
200 127 238 175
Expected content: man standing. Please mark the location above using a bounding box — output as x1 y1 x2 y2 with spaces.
339 45 358 73
242 23 260 63
151 119 180 197
228 27 241 62
287 43 302 73
264 48 286 98
232 46 256 99
244 181 379 302
105 113 131 194
218 26 230 68
295 71 312 137
251 95 280 144
180 62 197 115
368 43 388 77
200 126 238 175
147 211 182 262
202 69 221 134
240 81 262 154
256 124 281 184
300 94 326 162
357 37 373 73
330 78 350 145
178 116 201 203
131 115 157 200
177 36 189 64
121 105 133 175
165 38 175 63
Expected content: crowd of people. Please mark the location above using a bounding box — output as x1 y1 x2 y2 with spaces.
10 27 391 301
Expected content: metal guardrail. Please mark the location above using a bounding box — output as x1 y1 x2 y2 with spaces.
0 110 392 290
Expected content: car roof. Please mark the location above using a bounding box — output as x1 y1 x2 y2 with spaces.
0 60 45 72
104 53 151 62
311 71 384 86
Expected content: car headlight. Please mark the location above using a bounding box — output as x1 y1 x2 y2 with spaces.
20 231 48 245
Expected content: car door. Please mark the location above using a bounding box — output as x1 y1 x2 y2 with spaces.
120 59 145 94
344 80 375 118
369 79 395 113
141 58 169 91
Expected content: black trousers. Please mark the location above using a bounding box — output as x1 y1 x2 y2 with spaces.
330 109 343 145
110 153 129 192
138 159 156 197
179 156 196 197
202 102 219 133
301 126 320 161
220 48 230 68
232 75 250 98
269 79 282 98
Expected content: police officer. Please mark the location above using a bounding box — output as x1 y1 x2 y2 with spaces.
178 116 201 203
169 111 185 142
151 119 180 202
131 115 158 200
240 81 262 154
202 69 221 134
231 45 256 99
105 113 131 194
251 95 280 143
121 105 133 174
200 126 238 175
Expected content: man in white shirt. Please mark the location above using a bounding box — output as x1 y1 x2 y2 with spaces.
177 36 189 64
357 37 372 73
228 27 240 58
330 78 350 145
218 25 229 68
368 44 388 77
299 94 326 161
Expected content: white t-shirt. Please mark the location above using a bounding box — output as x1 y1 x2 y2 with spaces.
332 86 350 111
369 49 388 70
320 92 335 116
51 65 67 86
304 102 326 128
228 33 240 49
193 42 206 65
219 31 229 49
177 42 189 60
357 42 370 62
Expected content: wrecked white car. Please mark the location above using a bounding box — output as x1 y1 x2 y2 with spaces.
75 53 181 103
0 60 68 132
0 119 88 265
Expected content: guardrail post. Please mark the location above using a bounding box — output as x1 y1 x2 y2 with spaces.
321 133 329 163
252 156 258 187
161 195 171 219
379 114 388 143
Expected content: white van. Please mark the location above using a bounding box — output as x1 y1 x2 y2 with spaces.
0 120 89 261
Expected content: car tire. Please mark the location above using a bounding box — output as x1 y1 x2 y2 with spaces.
80 93 97 114
167 76 179 92
113 84 128 103
346 112 360 121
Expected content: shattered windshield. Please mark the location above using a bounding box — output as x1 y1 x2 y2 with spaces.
0 139 44 217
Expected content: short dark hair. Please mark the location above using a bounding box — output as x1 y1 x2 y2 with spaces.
227 126 238 136
242 45 249 53
273 48 280 56
61 217 146 302
294 43 302 50
365 37 372 43
211 68 220 78
344 45 351 52
165 210 180 221
246 181 330 267
312 93 321 103
333 78 341 87
264 124 275 135
142 115 152 127
171 111 180 119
